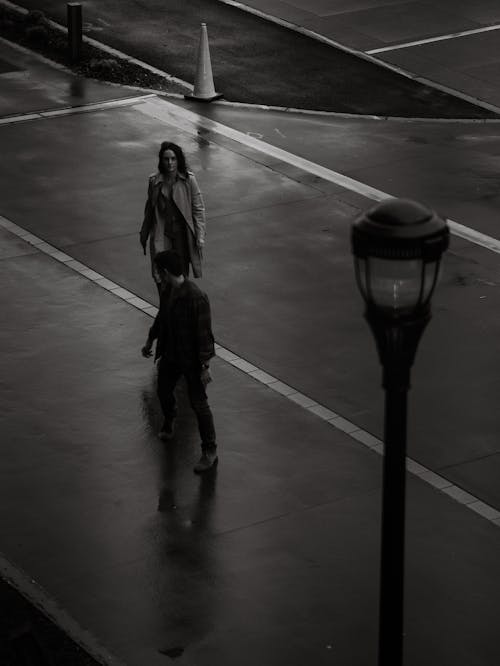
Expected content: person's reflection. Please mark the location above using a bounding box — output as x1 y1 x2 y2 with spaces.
69 77 85 101
142 374 219 653
158 430 218 653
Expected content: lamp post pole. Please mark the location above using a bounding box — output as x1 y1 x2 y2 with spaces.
368 310 430 664
379 364 408 664
351 198 449 666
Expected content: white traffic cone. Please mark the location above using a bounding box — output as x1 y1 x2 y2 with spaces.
185 23 223 102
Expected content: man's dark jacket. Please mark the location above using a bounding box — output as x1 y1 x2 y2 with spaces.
148 280 215 366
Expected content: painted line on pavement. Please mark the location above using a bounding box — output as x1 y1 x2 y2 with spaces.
367 24 500 54
1 213 499 530
0 94 156 125
0 552 129 666
138 97 500 256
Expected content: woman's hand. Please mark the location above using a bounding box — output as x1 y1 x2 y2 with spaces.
141 340 153 358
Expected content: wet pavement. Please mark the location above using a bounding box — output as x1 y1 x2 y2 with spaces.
174 99 500 239
0 38 136 117
1 39 500 666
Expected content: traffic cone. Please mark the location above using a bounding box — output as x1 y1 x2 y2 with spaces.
185 23 223 102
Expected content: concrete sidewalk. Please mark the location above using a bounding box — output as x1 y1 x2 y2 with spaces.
1 40 500 666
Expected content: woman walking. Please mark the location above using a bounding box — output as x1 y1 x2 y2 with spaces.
140 142 206 294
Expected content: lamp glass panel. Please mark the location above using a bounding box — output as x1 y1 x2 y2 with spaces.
368 257 423 311
421 259 440 304
354 257 369 301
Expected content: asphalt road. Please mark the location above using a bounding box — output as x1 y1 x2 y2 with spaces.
10 0 497 117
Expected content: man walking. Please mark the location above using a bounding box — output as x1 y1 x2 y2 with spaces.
142 250 217 473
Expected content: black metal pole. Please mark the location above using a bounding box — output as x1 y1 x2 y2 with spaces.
378 378 408 666
366 310 430 666
67 3 82 64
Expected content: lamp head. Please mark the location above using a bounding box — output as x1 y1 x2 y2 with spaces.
351 198 449 318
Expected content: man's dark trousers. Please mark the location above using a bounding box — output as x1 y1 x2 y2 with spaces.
157 358 216 451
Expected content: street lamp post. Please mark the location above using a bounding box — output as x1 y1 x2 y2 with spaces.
351 198 449 665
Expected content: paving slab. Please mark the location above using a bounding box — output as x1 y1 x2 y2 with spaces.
444 453 500 510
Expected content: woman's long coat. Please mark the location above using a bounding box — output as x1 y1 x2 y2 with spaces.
140 171 206 278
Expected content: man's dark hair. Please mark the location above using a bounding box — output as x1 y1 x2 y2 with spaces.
157 141 188 175
154 250 183 277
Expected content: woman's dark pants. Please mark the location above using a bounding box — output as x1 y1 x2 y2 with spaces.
157 358 216 451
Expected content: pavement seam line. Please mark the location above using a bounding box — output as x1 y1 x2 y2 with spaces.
1 213 499 529
138 96 500 256
0 552 130 666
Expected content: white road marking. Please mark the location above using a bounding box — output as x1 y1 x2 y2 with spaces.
1 212 499 528
367 23 500 54
0 94 156 125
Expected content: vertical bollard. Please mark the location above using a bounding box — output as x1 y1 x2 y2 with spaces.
67 3 82 63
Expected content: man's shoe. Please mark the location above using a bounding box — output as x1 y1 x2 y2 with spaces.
158 420 175 440
193 450 218 473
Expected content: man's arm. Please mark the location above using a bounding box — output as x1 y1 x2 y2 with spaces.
141 296 162 357
195 294 215 366
193 293 215 385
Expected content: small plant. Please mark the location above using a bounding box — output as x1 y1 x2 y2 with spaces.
0 17 15 32
25 9 47 26
88 57 119 76
26 24 48 44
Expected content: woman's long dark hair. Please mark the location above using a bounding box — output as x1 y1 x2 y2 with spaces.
158 141 188 175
